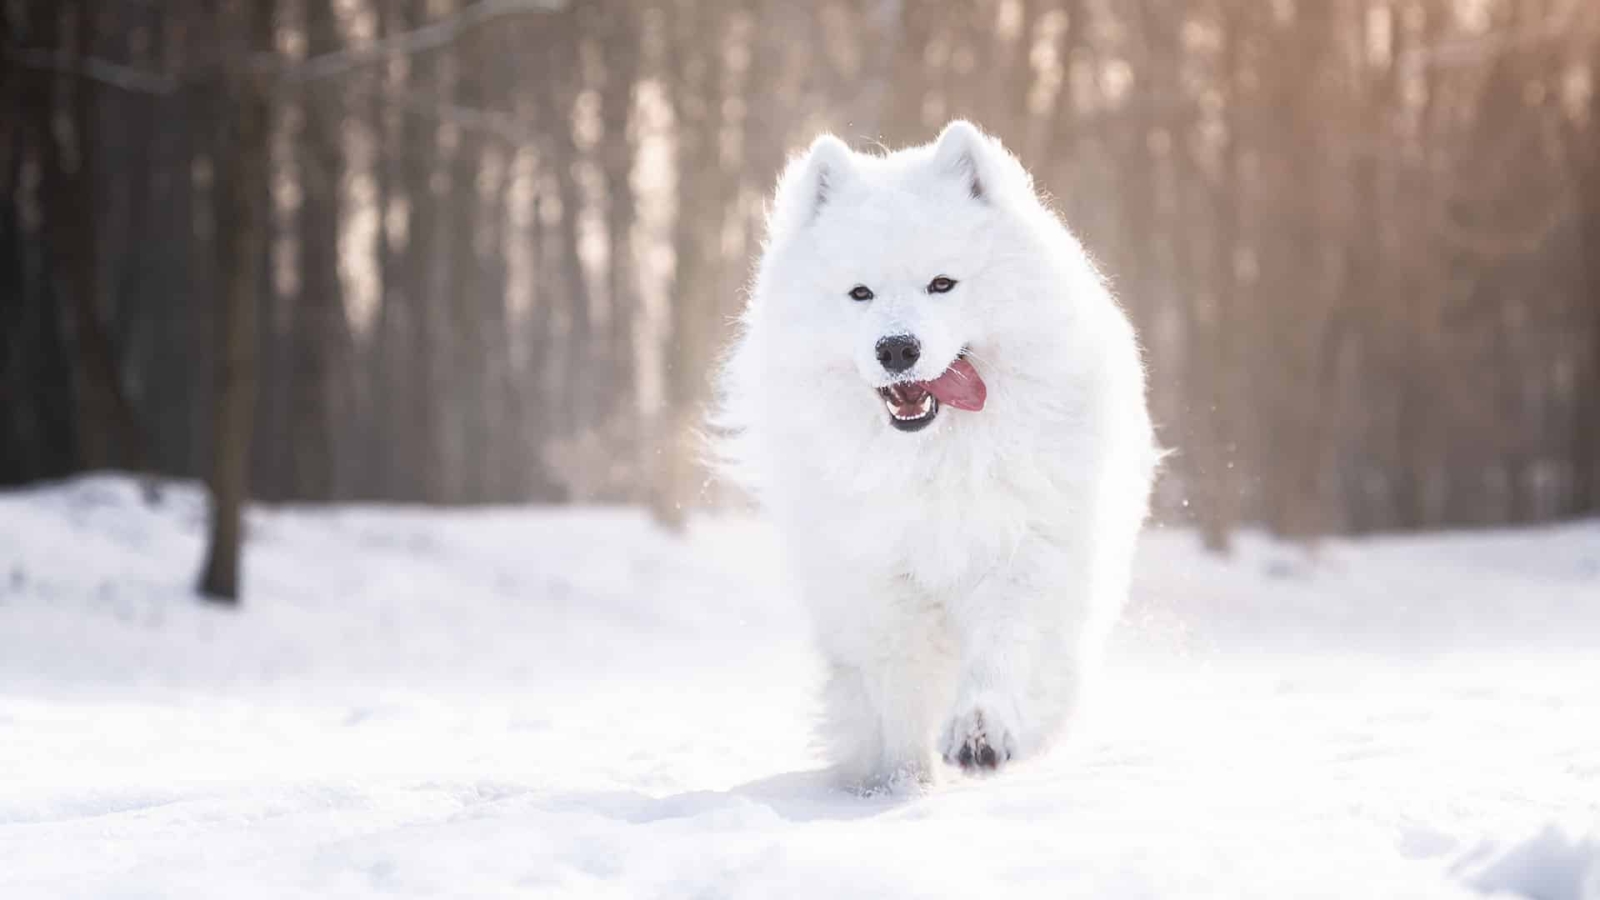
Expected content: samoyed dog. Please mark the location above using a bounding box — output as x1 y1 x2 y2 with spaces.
716 121 1157 790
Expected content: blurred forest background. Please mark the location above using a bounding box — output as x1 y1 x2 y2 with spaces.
3 0 1599 591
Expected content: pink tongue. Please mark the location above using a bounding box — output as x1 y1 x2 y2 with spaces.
919 358 986 412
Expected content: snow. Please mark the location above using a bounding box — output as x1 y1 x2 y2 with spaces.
2 474 1597 899
1460 827 1600 900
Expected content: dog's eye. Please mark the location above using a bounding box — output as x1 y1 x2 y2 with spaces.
848 285 875 302
927 276 958 294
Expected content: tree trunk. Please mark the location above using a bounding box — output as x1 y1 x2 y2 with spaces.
652 0 734 528
37 3 148 475
543 8 596 456
289 0 348 502
0 3 79 485
598 0 641 477
1570 39 1600 515
199 2 273 603
448 28 489 503
392 0 445 502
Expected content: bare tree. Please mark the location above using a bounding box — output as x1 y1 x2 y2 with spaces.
651 0 737 528
292 0 350 502
199 0 275 603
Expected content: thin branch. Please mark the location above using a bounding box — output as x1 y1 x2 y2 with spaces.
4 0 568 96
4 46 179 95
1434 199 1572 262
369 81 542 148
1397 9 1589 74
284 0 568 84
7 52 542 153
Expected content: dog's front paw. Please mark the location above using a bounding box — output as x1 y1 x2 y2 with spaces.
939 697 1021 772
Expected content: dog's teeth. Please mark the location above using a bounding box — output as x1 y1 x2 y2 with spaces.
881 386 937 424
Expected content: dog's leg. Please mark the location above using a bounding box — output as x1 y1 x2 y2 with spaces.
819 661 882 786
816 586 952 792
938 544 1093 772
820 658 936 792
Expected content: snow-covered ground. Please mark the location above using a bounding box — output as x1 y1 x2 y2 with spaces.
2 475 1597 899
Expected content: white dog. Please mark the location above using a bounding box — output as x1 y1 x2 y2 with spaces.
716 121 1157 790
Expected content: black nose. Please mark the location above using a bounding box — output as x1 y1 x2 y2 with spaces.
875 335 921 373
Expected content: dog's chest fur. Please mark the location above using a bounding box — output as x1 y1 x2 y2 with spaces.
777 398 1098 595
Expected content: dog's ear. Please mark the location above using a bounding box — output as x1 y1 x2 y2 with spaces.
930 120 1032 207
769 133 856 238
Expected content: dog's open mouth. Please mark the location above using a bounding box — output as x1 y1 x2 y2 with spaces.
879 382 940 431
877 355 987 433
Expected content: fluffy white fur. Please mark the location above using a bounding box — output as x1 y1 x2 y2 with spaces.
716 122 1158 790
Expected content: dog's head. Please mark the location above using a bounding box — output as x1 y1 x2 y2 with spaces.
747 122 1057 435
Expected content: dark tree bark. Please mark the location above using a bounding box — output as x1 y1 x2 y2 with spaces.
522 186 563 502
447 25 490 503
370 0 446 502
199 1 274 603
1570 38 1600 515
364 0 402 501
596 0 642 455
289 0 349 502
540 7 597 449
36 2 149 476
